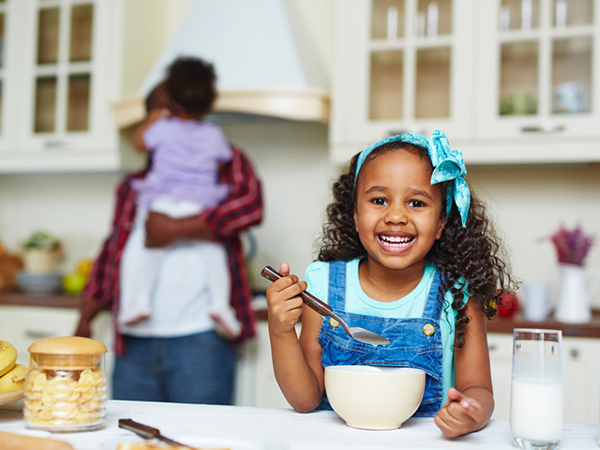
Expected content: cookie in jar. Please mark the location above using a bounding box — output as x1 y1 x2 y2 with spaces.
24 336 108 431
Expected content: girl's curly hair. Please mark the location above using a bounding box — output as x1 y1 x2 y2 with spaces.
317 142 517 347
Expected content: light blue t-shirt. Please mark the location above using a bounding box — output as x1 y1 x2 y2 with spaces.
305 259 469 405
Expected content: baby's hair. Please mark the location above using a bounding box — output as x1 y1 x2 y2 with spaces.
318 141 517 347
164 57 217 117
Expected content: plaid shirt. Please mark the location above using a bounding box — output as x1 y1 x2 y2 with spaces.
82 146 263 354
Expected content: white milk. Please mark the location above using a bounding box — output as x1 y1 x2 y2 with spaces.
510 380 563 442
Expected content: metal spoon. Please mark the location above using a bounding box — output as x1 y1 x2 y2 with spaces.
261 265 390 347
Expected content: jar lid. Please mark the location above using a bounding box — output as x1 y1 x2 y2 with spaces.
28 336 107 355
28 337 107 369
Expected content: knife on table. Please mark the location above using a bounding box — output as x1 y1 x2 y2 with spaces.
118 418 195 449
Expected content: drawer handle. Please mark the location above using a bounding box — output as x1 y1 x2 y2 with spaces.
570 348 579 358
25 330 55 340
488 344 497 351
388 128 427 137
521 124 565 133
45 140 67 149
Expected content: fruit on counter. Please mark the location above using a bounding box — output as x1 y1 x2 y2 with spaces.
62 257 93 295
0 430 74 450
0 341 17 377
62 272 88 295
0 364 28 393
496 293 520 318
76 258 93 277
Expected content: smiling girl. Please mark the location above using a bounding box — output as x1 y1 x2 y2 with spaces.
266 131 516 437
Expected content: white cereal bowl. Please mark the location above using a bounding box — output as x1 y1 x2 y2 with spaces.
324 365 426 430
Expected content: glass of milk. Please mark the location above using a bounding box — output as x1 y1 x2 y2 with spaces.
510 329 563 450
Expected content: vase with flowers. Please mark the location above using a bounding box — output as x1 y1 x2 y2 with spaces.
543 223 599 323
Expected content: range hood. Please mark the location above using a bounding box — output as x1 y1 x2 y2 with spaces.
114 0 330 128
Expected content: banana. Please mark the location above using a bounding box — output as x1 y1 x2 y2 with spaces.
0 364 28 393
0 341 17 377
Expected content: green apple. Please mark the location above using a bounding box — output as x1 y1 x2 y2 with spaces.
62 272 87 295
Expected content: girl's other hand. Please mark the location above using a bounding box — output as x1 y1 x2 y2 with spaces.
266 263 306 335
433 387 488 438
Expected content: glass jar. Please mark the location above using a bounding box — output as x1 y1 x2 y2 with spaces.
24 336 108 432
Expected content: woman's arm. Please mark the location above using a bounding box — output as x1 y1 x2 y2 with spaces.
200 147 263 240
145 148 263 247
267 263 324 413
133 108 167 151
434 299 494 437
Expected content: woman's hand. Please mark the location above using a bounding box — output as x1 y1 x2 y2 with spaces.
145 212 214 248
145 212 180 247
266 263 306 335
434 387 489 438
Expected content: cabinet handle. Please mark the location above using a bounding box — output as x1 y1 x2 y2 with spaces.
521 124 565 133
25 330 55 340
488 344 497 351
45 140 67 149
570 347 579 358
387 128 427 137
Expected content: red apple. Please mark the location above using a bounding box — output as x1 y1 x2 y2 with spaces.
496 293 519 318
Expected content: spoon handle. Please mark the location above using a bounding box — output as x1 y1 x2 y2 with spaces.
261 265 334 318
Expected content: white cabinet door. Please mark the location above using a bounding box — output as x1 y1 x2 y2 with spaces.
0 0 124 172
330 0 476 164
562 337 600 424
472 0 600 163
252 321 294 409
488 333 513 420
488 332 600 424
0 305 112 374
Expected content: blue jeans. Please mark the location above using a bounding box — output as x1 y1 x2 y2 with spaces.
112 331 237 404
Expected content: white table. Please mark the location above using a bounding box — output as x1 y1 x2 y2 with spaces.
0 400 598 450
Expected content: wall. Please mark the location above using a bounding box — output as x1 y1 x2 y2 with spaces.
0 1 599 308
467 163 600 303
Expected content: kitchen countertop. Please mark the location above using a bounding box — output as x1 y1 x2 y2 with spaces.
3 291 600 338
486 311 600 338
0 291 84 309
0 400 598 450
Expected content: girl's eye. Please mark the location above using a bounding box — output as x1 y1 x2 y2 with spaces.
371 197 387 206
409 200 426 208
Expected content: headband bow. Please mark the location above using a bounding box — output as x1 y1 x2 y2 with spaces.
354 130 470 227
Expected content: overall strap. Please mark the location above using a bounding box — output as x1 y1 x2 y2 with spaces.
327 261 347 310
422 270 444 320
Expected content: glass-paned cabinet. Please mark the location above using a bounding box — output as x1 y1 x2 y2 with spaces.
476 0 600 139
330 0 475 162
0 0 121 171
0 0 8 147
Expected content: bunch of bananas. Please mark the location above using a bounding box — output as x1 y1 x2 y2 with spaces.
0 341 28 393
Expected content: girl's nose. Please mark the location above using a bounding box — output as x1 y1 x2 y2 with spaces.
384 204 408 224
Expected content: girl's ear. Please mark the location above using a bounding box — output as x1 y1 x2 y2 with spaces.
435 214 446 240
353 208 359 232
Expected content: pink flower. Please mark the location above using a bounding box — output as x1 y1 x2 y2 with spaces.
541 224 595 266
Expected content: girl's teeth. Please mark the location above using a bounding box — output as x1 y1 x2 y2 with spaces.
379 235 413 247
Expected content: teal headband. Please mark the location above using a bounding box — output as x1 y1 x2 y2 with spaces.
354 130 470 227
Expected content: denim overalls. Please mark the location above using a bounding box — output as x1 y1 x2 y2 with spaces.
318 261 444 416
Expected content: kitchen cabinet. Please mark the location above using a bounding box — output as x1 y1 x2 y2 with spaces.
331 0 600 164
330 0 476 163
241 321 296 409
488 332 600 424
0 304 114 396
0 0 144 173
